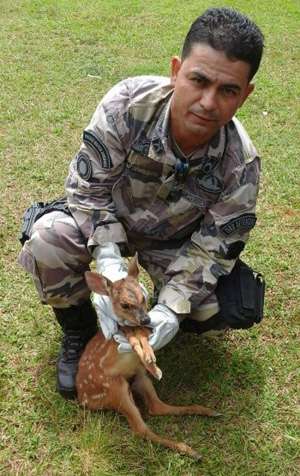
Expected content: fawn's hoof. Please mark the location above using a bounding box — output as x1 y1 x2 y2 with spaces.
176 442 202 460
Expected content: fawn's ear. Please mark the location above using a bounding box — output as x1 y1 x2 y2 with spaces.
127 253 139 278
85 271 112 295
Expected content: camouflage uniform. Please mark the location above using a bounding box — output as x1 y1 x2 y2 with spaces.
19 76 260 320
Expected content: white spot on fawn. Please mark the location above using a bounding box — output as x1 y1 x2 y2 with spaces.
91 393 106 400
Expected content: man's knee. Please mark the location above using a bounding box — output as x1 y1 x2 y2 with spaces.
18 211 91 306
190 300 220 323
22 211 89 267
179 292 227 335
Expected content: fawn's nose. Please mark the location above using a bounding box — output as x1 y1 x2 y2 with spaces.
140 315 150 326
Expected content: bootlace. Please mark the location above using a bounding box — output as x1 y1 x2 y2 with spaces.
62 333 85 361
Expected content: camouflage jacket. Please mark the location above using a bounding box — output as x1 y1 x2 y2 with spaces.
66 76 260 313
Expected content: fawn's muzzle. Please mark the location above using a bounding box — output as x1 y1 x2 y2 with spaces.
140 315 151 326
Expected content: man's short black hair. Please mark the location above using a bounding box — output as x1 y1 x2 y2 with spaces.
182 7 264 80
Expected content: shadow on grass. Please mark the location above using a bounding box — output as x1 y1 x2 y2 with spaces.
156 330 266 405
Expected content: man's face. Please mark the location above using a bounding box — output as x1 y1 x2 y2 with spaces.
170 43 254 153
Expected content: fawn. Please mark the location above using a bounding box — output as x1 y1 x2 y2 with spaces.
76 255 219 460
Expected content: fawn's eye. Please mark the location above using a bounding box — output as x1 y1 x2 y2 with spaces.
121 303 130 310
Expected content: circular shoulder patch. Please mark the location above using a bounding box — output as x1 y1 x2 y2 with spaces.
77 153 92 180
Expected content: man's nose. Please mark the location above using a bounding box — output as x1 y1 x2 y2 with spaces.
199 87 217 112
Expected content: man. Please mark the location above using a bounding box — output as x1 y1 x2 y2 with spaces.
19 7 264 399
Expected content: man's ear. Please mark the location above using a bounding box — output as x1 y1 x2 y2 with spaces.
239 83 255 108
85 271 112 296
170 56 182 87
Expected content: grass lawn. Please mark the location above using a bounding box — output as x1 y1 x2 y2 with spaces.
0 0 299 474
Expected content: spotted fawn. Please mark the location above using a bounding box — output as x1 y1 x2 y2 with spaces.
76 255 219 459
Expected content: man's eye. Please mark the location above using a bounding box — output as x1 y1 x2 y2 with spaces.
222 87 237 97
192 77 205 85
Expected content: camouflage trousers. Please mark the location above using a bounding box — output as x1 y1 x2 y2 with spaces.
18 211 219 321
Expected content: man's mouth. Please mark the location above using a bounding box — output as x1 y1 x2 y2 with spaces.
190 111 216 122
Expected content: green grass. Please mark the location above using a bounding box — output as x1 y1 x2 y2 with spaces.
1 0 299 474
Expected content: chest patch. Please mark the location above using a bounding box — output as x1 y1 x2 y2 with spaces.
198 157 218 175
196 174 223 194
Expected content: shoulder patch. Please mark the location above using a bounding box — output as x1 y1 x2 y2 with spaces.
77 153 92 180
220 213 257 236
83 130 113 169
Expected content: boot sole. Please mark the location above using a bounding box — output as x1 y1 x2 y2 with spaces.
57 384 77 400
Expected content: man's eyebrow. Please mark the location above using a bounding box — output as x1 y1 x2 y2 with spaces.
190 70 210 81
190 70 242 90
220 83 241 91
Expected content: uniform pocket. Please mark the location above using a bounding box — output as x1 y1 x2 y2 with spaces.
122 151 164 207
127 151 163 180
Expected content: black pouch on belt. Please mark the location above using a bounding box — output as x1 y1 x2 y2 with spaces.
19 197 72 246
215 259 265 329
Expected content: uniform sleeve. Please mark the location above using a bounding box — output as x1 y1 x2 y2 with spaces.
158 153 261 315
65 79 133 251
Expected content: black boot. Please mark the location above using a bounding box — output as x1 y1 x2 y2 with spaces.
179 312 229 335
53 301 98 400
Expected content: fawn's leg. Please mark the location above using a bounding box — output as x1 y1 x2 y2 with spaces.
123 327 162 380
109 376 201 460
132 371 221 417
